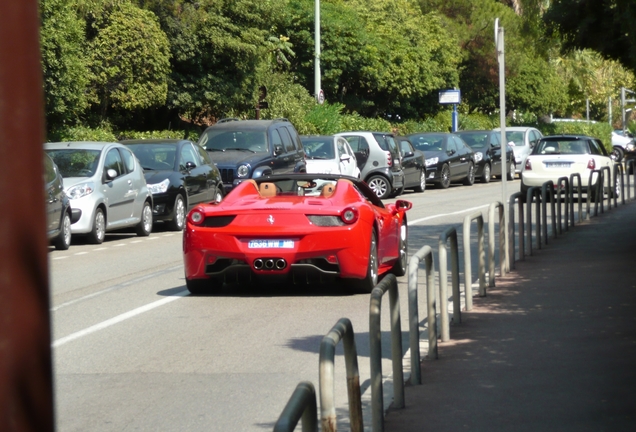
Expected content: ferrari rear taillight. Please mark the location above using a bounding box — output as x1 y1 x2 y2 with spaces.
587 158 596 170
341 207 359 224
524 159 532 171
189 209 204 225
326 255 339 264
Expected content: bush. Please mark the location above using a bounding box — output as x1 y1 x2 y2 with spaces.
117 130 196 141
48 125 117 142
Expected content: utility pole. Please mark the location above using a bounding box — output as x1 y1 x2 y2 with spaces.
314 0 321 103
495 18 509 273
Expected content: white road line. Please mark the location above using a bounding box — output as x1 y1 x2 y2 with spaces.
408 204 489 226
74 252 88 256
52 290 190 348
93 247 108 251
52 256 69 260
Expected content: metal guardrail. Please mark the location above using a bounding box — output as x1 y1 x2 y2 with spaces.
273 381 318 432
555 176 570 235
525 186 542 255
407 245 437 387
318 318 363 432
487 202 505 287
438 227 461 341
462 212 486 308
509 192 524 265
541 181 556 244
569 173 583 225
369 274 404 432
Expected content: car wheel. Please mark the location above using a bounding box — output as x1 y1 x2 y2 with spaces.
367 175 391 199
611 146 624 162
356 229 378 293
413 169 426 193
391 218 408 277
136 201 153 236
54 211 72 250
611 175 621 199
507 162 515 181
186 277 211 295
167 194 186 231
87 208 106 244
390 184 405 198
214 185 224 203
439 164 451 189
462 162 475 186
481 163 491 183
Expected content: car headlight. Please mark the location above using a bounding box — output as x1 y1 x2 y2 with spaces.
474 152 483 162
237 164 250 178
425 157 439 167
66 182 95 200
148 178 170 194
627 143 636 152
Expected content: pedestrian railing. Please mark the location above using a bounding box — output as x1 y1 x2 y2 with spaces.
273 382 318 432
438 227 461 341
487 201 505 287
462 212 486 307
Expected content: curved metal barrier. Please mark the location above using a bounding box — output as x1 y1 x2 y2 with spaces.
273 381 318 432
369 274 404 432
526 186 542 255
439 227 461 340
462 212 486 308
318 318 363 432
541 181 556 244
508 192 524 265
569 173 583 224
407 245 437 387
488 202 505 287
555 176 570 235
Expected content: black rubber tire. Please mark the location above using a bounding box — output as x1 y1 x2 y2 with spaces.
438 164 451 189
391 218 408 277
611 146 624 162
390 185 405 198
356 229 379 293
507 162 515 181
413 169 426 193
136 201 153 236
481 163 491 183
166 194 186 231
87 208 105 244
214 185 224 203
367 175 391 199
462 163 475 186
53 211 72 250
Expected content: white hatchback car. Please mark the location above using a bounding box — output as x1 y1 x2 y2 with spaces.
45 141 153 244
300 135 360 178
520 135 617 200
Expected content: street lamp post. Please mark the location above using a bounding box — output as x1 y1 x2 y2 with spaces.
314 0 321 103
495 18 509 273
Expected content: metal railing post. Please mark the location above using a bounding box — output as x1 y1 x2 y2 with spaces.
569 173 583 224
319 318 363 432
541 181 556 243
556 176 570 234
509 192 524 264
439 227 461 341
274 382 319 432
369 274 404 432
462 212 485 310
600 166 611 211
407 246 437 387
487 202 504 287
526 187 541 254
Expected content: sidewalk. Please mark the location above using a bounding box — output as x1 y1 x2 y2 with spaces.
384 201 636 431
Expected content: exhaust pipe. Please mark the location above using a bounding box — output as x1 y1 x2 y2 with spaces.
265 259 275 269
254 259 263 270
276 259 287 269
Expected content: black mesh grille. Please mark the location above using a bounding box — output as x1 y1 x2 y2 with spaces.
220 168 234 184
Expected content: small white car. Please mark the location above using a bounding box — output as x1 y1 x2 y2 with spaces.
610 130 636 161
45 141 153 244
493 126 542 176
300 135 361 178
520 135 617 200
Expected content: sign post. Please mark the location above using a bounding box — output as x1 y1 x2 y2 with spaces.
495 18 509 273
438 89 461 132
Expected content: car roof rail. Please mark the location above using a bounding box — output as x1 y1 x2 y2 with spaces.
272 118 290 123
217 118 240 123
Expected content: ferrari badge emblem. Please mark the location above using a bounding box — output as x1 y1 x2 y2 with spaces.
267 215 275 224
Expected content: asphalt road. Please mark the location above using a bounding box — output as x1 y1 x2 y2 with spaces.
49 178 516 431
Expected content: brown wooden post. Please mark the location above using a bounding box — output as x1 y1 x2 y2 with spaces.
0 1 55 430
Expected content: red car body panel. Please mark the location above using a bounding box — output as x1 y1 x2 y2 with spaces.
182 175 410 285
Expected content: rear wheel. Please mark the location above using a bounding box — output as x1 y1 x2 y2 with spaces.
214 185 224 203
413 169 426 193
87 208 105 244
481 163 491 183
54 212 72 250
136 201 153 236
507 162 515 181
611 146 624 162
166 194 186 231
356 230 378 293
462 163 475 186
438 164 451 189
391 219 408 276
367 175 391 199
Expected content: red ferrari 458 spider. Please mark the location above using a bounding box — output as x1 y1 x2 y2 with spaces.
183 174 412 294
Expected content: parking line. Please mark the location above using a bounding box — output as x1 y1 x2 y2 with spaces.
52 290 190 348
408 204 489 226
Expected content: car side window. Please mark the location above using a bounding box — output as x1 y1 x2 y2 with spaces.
196 144 212 164
343 140 356 158
104 148 124 178
285 126 302 152
44 154 56 184
492 133 501 146
400 140 413 155
119 148 135 174
530 130 541 147
278 127 295 153
589 139 605 156
271 129 283 153
180 144 200 169
447 138 458 153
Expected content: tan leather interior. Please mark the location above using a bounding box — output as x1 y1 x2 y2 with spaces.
259 182 277 197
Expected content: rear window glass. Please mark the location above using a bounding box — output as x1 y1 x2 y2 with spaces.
534 140 589 155
199 130 268 153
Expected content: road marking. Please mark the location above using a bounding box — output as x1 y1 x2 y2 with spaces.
74 252 88 256
52 290 190 348
408 204 489 226
52 256 69 260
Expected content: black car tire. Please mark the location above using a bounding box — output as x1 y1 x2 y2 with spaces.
439 164 451 189
507 162 515 181
87 208 106 244
367 175 391 199
54 211 72 250
481 163 491 183
214 185 224 203
413 169 426 193
136 201 153 236
356 229 379 293
391 218 408 277
611 146 624 162
462 163 475 186
390 185 405 198
167 194 186 231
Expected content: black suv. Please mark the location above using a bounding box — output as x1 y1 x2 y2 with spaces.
198 119 306 193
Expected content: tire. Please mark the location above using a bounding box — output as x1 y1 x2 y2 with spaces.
367 175 391 199
611 146 624 162
413 169 426 193
390 185 405 198
438 164 451 189
391 218 408 277
356 229 379 293
87 208 106 244
462 162 475 186
507 162 515 181
186 277 211 295
214 185 224 203
136 201 153 236
166 194 186 231
481 163 491 183
53 211 72 250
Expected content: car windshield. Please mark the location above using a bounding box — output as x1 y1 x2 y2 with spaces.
199 130 269 153
534 140 588 155
410 134 444 151
302 138 335 160
457 132 489 149
506 131 525 146
46 149 101 178
126 144 176 170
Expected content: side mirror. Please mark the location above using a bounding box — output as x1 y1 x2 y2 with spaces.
447 149 456 156
403 151 414 158
390 199 413 214
340 154 351 162
106 168 118 181
185 161 196 170
274 145 284 156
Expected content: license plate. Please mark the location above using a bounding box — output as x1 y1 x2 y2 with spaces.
248 239 294 249
545 162 571 168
